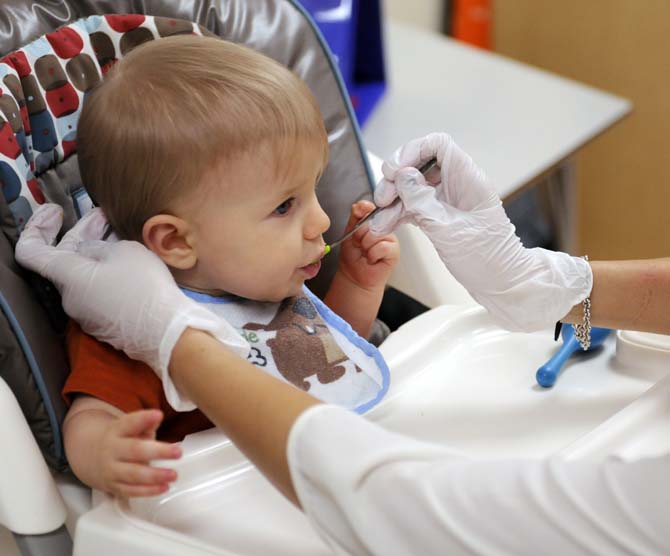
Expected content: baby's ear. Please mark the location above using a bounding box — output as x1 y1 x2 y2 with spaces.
142 214 197 270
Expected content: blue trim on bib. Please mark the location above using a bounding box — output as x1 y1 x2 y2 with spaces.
179 285 390 413
303 286 390 414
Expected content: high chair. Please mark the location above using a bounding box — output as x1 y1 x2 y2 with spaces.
0 1 462 554
2 2 668 555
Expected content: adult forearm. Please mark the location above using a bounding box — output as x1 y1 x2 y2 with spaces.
169 328 322 507
562 258 670 334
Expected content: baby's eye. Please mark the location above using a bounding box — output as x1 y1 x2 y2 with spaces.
274 198 294 216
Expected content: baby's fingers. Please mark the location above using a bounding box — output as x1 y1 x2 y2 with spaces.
359 226 397 253
112 481 172 498
365 238 400 265
115 409 164 438
343 200 376 235
112 461 178 487
109 470 174 498
118 437 182 463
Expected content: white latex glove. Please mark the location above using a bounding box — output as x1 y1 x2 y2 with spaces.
15 204 249 411
369 133 592 331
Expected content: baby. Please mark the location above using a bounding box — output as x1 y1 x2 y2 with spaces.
62 34 399 497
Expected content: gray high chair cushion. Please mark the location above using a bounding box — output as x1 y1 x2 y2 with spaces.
0 231 69 471
0 0 376 470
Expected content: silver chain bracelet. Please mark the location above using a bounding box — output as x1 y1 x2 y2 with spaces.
572 255 592 350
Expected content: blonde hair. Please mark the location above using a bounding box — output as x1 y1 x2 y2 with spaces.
77 34 328 240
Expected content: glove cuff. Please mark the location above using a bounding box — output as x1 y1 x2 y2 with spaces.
474 250 593 332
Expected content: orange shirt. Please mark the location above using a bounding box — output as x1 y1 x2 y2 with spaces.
63 321 214 443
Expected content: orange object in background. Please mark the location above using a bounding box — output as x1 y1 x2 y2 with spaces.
452 0 492 49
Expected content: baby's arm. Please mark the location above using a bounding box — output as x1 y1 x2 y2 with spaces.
325 201 399 338
63 396 181 497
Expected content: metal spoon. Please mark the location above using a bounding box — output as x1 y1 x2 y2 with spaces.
321 157 438 257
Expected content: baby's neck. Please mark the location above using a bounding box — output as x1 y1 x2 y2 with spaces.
178 282 231 297
171 267 230 298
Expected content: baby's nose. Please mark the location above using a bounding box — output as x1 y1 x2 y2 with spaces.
305 200 330 239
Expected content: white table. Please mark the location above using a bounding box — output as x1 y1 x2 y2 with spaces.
363 22 631 201
364 22 631 308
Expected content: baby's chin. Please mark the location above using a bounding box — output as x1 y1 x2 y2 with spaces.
229 281 305 303
263 285 304 302
269 281 306 302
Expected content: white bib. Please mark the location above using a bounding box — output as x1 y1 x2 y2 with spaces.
180 286 390 413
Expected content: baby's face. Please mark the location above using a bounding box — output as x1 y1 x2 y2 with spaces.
181 142 330 301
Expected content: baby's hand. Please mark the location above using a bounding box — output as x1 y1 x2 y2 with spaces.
338 201 400 291
97 409 181 498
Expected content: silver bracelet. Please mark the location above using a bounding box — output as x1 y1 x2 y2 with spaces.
572 255 592 350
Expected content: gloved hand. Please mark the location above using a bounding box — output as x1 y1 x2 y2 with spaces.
369 133 592 331
15 204 249 410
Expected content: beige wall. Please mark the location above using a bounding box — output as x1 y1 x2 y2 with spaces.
384 0 444 33
494 1 670 259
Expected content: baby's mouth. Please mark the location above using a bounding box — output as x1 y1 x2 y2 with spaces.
310 246 330 265
300 259 321 279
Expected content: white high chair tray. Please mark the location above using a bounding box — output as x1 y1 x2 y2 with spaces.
78 305 669 556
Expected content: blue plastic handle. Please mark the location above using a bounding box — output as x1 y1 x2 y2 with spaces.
536 326 612 388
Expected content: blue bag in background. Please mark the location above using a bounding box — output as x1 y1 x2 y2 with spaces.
299 0 386 126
